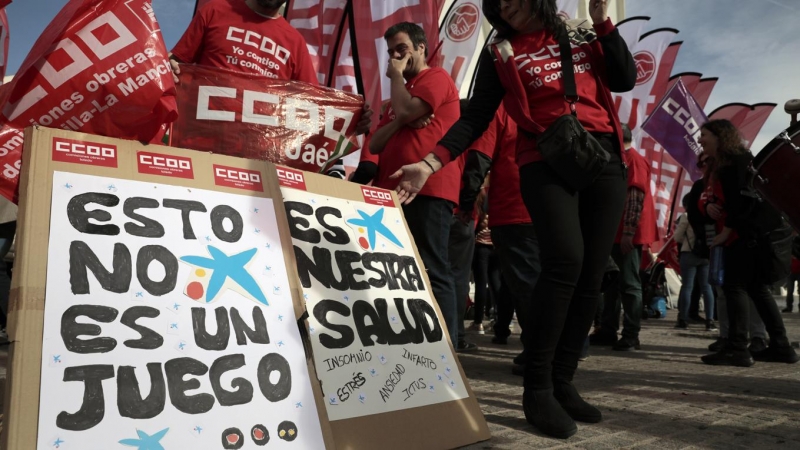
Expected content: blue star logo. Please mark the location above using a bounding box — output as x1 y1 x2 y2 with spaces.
347 208 403 251
178 342 186 350
253 208 259 213
181 246 268 305
53 355 61 364
254 228 260 233
359 394 366 403
278 341 285 347
295 402 303 408
107 184 116 191
135 292 144 298
278 314 284 321
303 294 308 300
172 303 180 311
370 368 377 376
53 438 64 448
437 374 443 382
170 323 178 330
265 243 271 250
440 354 447 361
205 236 212 242
265 265 272 271
63 183 72 189
119 428 169 450
193 426 203 434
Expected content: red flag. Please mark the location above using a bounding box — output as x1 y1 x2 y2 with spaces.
285 0 348 86
0 0 177 203
351 0 446 130
0 8 8 82
0 1 10 11
170 64 363 174
709 103 777 149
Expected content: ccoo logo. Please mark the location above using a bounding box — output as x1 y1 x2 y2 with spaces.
633 51 656 86
445 3 480 42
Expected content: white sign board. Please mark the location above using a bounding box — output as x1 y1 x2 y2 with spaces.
38 172 325 449
280 186 469 421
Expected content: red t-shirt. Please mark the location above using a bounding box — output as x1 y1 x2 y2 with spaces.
373 68 461 203
171 0 318 84
510 29 615 167
616 147 657 245
488 109 531 227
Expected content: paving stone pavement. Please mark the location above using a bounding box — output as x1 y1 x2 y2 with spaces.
457 300 800 449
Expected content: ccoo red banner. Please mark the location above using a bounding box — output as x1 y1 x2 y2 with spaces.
0 0 177 203
171 64 363 174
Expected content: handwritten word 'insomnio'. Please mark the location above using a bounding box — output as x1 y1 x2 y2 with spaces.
323 350 373 372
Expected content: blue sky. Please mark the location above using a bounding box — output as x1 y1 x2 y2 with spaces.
3 0 799 152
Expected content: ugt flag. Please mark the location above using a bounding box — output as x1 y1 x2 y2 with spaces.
642 79 707 182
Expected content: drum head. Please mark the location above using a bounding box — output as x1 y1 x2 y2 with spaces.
754 121 800 167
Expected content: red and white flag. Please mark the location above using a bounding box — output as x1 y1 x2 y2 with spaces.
0 0 177 202
436 0 484 90
709 102 777 149
556 0 579 19
285 0 348 85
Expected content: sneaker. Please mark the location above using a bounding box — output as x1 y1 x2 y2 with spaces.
612 336 640 351
751 345 800 364
456 341 478 353
491 335 508 345
468 322 485 335
708 337 728 352
589 331 617 346
705 320 719 332
749 337 768 354
688 314 706 323
701 348 754 367
783 306 794 313
675 319 688 329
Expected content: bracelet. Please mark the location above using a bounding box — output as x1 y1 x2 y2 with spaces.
422 159 436 173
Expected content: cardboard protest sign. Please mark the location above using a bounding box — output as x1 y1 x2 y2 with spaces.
171 64 363 174
276 167 490 449
3 126 333 449
0 0 177 203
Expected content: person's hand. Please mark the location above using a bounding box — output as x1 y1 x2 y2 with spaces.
408 113 434 129
589 0 609 24
620 234 634 255
386 54 410 79
390 160 435 204
706 203 724 220
169 56 181 84
355 103 373 135
711 227 732 247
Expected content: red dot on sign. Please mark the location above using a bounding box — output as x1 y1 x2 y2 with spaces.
187 282 204 300
226 434 239 444
358 237 369 249
253 429 264 440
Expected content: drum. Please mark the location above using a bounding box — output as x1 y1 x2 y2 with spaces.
751 121 800 231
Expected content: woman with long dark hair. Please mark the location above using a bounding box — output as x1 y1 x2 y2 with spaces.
697 119 799 366
389 0 635 439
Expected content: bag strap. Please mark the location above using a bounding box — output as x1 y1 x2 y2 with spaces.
557 26 578 116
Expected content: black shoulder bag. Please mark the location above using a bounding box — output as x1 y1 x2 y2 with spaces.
535 28 610 191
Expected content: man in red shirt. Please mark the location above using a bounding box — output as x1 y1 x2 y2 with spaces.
369 22 461 346
592 125 657 351
169 0 372 161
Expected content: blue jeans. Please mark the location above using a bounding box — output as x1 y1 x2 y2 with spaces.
403 196 458 346
678 252 715 322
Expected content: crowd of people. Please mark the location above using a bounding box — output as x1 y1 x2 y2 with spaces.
0 0 796 442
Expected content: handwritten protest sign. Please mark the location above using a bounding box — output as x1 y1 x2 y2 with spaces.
277 167 469 421
37 171 325 449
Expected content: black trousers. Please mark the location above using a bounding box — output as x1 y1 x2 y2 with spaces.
449 216 476 343
723 240 791 351
491 224 541 341
519 138 626 389
472 243 501 323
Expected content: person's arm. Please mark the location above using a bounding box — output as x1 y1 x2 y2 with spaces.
673 214 688 244
369 119 405 154
387 72 432 124
720 155 752 233
593 19 636 93
459 151 493 214
623 187 645 236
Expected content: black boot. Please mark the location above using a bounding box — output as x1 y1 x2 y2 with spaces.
522 388 578 439
553 380 602 423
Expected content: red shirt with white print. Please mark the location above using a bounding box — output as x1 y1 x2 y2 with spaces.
487 109 531 227
509 28 615 166
374 67 461 204
699 177 739 246
171 0 318 84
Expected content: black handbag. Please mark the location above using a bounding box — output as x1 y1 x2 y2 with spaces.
756 224 793 284
535 28 610 191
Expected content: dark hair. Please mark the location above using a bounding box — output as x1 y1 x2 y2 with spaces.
621 124 632 144
384 22 428 57
700 119 747 174
482 0 564 40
